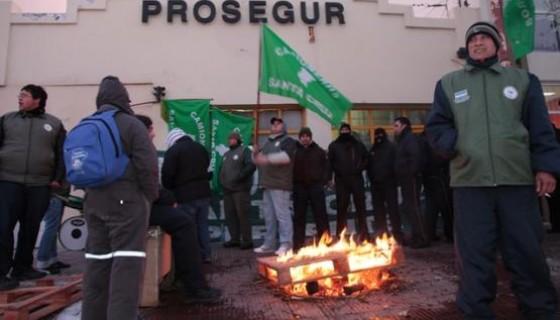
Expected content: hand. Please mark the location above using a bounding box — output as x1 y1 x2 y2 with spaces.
49 181 61 189
253 153 269 166
536 171 556 197
327 180 335 190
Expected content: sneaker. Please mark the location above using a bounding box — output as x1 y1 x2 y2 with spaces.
274 244 292 256
39 264 61 275
253 245 275 254
50 261 71 269
222 241 240 248
183 287 222 304
0 276 19 291
239 242 254 250
11 267 47 281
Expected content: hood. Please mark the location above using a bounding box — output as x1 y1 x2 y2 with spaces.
95 76 133 113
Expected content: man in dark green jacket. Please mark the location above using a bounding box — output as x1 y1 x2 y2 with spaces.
220 131 256 249
427 22 560 320
0 84 65 291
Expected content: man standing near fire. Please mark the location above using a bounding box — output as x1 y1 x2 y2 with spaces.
427 22 560 320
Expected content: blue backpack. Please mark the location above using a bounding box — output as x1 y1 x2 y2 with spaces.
64 109 130 188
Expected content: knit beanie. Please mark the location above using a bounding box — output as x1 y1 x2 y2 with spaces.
298 127 312 138
465 21 501 49
166 128 187 149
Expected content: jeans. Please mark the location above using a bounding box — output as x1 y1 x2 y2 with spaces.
262 189 293 249
179 198 211 260
36 197 64 269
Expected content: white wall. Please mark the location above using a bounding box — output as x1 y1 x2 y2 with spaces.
0 0 483 149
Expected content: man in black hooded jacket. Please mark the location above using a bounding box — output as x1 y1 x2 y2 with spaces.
367 128 403 242
328 123 369 240
81 76 159 320
394 117 429 248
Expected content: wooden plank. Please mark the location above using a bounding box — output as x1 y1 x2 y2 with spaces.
257 251 348 270
0 279 82 320
257 248 401 286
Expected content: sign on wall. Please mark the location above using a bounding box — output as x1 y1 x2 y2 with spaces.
142 0 346 25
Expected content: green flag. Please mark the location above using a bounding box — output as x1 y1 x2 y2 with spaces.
162 99 211 149
209 108 254 193
503 0 535 60
259 24 352 126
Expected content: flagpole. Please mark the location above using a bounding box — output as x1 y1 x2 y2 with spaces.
255 24 264 147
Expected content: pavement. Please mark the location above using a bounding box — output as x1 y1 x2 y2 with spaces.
47 233 560 320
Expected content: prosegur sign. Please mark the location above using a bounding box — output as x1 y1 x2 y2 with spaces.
142 0 346 25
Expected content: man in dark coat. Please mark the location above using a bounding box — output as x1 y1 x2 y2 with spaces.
220 131 256 249
394 117 429 248
328 123 369 241
0 84 66 290
292 127 331 251
82 76 159 320
162 128 212 263
367 128 403 243
136 114 221 304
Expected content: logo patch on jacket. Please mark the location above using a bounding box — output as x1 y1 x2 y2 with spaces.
454 90 470 104
43 124 53 132
503 86 518 100
233 155 239 160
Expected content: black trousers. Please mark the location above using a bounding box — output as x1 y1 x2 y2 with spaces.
150 204 207 291
223 191 252 244
399 176 429 244
335 176 368 240
423 174 453 241
454 186 557 320
0 181 50 276
293 183 330 251
370 181 403 240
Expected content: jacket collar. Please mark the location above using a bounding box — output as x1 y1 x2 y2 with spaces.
464 61 503 74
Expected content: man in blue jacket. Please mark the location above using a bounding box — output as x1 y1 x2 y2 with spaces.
426 22 560 320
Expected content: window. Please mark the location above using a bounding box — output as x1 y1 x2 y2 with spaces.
535 0 560 51
217 104 304 146
333 104 430 146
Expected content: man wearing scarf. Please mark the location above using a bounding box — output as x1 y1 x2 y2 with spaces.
427 22 560 320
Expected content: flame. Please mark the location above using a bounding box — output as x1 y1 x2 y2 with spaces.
277 230 399 297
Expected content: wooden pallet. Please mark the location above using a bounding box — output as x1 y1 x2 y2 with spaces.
0 276 82 320
257 247 403 286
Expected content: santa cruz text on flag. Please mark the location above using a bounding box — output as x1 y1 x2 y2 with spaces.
259 24 352 126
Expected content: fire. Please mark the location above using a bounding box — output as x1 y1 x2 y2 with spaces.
276 230 400 297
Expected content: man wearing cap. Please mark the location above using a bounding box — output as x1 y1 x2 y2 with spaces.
162 128 213 263
427 21 560 319
253 117 297 256
220 131 256 250
292 127 330 251
327 123 369 241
